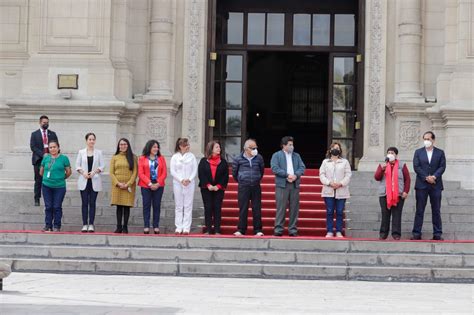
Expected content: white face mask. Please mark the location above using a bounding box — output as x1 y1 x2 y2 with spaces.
250 148 258 156
423 140 432 148
387 154 396 162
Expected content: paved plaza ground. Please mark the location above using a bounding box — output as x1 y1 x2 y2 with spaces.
0 272 472 314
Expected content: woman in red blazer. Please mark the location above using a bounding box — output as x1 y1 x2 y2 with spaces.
138 140 167 234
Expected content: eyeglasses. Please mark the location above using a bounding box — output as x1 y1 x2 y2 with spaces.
248 147 257 150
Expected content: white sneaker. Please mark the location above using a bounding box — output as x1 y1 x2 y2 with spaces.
233 231 243 236
336 232 344 238
81 225 88 233
88 225 95 233
325 232 334 238
255 232 264 237
175 229 182 235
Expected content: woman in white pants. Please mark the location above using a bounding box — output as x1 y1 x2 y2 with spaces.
170 138 198 234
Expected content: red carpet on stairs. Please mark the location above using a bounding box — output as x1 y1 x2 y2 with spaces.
220 168 334 237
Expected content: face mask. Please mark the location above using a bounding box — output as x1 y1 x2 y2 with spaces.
330 149 340 156
42 124 49 130
387 154 396 162
423 140 432 148
250 148 258 156
286 145 294 154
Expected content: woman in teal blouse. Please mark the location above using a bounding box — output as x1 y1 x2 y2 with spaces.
40 140 72 232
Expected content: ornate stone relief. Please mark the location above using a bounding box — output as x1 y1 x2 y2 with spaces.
468 0 474 58
185 0 201 143
368 0 383 147
146 116 168 146
399 121 420 150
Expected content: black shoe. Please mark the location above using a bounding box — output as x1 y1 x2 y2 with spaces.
114 225 123 233
289 233 298 237
379 234 388 240
53 227 61 232
273 232 283 237
42 226 52 232
122 225 128 234
392 235 401 240
432 235 444 241
34 199 40 206
410 235 422 240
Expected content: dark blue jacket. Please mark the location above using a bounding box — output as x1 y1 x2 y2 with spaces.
413 147 446 190
232 153 265 187
270 150 306 188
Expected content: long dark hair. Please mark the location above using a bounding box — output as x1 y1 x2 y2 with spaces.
142 140 161 157
115 138 134 170
205 140 222 159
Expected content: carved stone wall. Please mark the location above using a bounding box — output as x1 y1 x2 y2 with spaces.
38 0 108 54
0 0 29 57
398 121 421 151
146 116 168 145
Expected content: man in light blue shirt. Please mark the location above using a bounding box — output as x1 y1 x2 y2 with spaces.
270 136 306 236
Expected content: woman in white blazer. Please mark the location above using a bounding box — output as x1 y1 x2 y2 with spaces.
319 142 352 238
170 138 198 234
75 133 105 233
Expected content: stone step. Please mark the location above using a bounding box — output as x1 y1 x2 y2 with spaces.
0 232 473 282
1 233 473 254
5 257 472 282
0 244 472 269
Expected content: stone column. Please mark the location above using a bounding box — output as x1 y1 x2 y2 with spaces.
396 0 423 101
358 0 388 171
386 0 430 164
145 0 174 99
430 0 474 189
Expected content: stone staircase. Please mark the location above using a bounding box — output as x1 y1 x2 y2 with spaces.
0 232 473 283
0 171 471 240
346 172 474 240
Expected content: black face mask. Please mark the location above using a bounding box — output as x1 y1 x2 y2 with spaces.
41 124 49 130
330 149 340 156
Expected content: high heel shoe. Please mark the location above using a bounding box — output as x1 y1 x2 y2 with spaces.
114 225 122 233
122 225 128 234
153 228 160 234
144 228 150 234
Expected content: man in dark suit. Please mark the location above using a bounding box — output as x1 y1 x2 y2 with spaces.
30 115 58 206
270 136 306 237
411 131 446 240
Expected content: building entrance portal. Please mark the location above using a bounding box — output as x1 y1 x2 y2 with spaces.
247 52 328 167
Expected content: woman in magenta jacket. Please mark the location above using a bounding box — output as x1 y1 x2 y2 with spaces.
138 140 167 234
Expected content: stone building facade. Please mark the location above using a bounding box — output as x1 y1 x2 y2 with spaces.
0 0 472 189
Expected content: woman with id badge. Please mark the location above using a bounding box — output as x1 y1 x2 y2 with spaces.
138 140 167 234
110 138 138 234
40 140 72 232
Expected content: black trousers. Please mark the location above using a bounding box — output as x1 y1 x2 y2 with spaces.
379 196 404 238
413 188 443 237
237 185 262 235
33 160 43 201
201 189 225 233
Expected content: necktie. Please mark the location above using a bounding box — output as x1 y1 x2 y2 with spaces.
42 131 48 153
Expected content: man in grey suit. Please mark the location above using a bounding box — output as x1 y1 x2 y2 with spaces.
270 136 306 237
